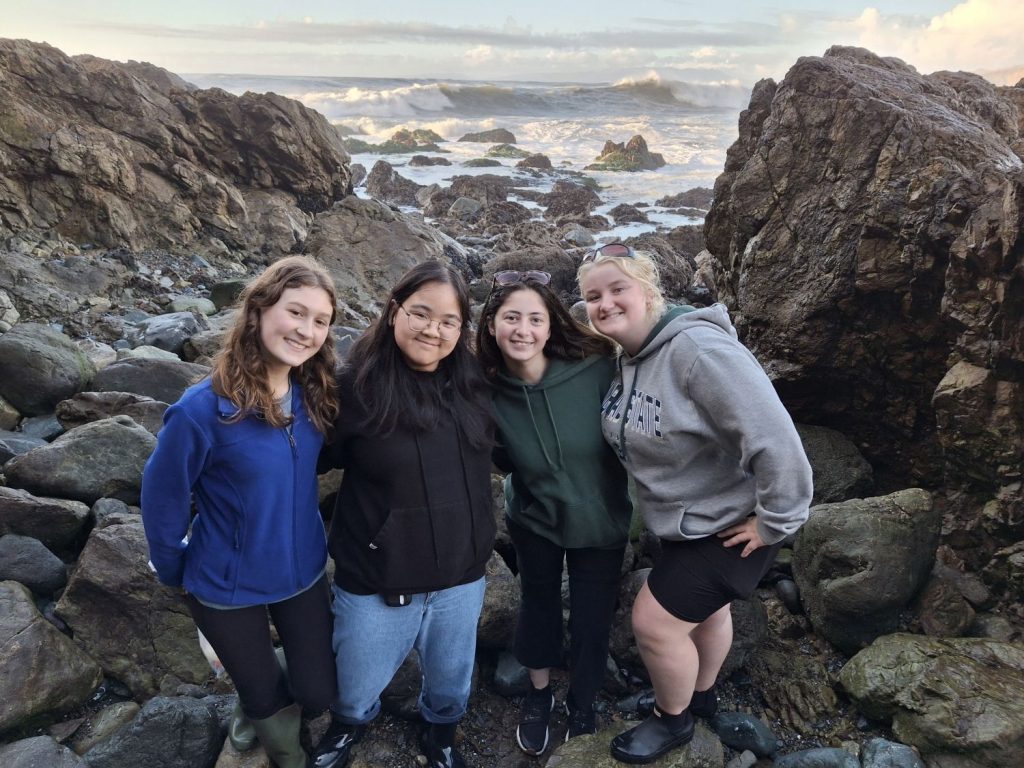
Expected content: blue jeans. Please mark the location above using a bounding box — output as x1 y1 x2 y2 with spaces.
329 577 486 725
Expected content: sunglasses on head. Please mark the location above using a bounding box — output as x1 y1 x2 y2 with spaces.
492 270 552 286
581 242 635 264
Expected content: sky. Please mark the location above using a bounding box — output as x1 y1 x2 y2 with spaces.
4 0 1023 85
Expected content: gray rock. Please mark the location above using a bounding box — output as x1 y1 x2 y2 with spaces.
81 696 223 768
127 312 209 355
67 701 141 756
0 393 20 430
0 736 84 767
5 416 156 505
710 712 778 757
545 720 722 767
56 391 168 436
54 521 209 698
792 489 940 654
457 128 516 143
0 429 47 464
116 344 182 362
839 634 1024 766
493 650 531 697
795 424 874 504
0 323 95 416
967 612 1019 642
608 568 649 670
723 597 769 677
0 487 91 551
477 550 519 652
19 413 65 440
0 534 67 595
181 327 227 364
91 498 139 530
725 751 758 768
209 280 247 311
0 581 102 733
773 747 859 767
914 569 975 638
447 196 483 220
168 296 217 316
365 160 424 207
861 737 926 768
90 358 208 407
561 224 596 247
75 338 119 371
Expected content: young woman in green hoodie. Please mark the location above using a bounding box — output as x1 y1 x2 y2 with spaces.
477 271 633 756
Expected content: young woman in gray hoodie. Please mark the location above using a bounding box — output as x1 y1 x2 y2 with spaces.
477 271 632 756
578 244 813 765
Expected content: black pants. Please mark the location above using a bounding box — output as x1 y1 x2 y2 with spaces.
187 576 337 720
509 518 625 711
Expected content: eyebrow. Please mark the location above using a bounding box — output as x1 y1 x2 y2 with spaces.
407 302 461 321
285 301 332 318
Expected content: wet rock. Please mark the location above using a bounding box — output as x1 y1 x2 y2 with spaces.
745 644 838 733
545 720 722 767
0 323 95 416
0 430 46 464
584 135 666 172
861 737 926 768
709 712 778 757
56 391 168 436
458 129 517 143
478 551 519 652
126 311 208 355
608 204 650 224
168 296 217 316
0 534 67 596
516 153 552 169
0 288 21 332
773 747 859 767
795 424 874 504
914 569 975 637
448 197 483 221
365 160 424 207
54 521 209 698
5 416 156 505
408 155 451 167
721 597 769 678
0 581 103 733
463 158 502 168
477 201 533 231
839 634 1024 766
493 650 531 697
0 736 83 767
656 188 714 209
450 174 514 206
209 280 247 311
792 489 940 654
0 394 20 430
66 701 141 756
20 413 65 440
0 487 90 553
81 696 223 768
773 579 803 615
485 144 530 159
91 358 209 404
561 224 596 247
542 181 601 220
967 612 1019 642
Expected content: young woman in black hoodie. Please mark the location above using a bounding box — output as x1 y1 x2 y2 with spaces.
312 261 495 768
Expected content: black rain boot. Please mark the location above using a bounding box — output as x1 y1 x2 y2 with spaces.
311 717 365 768
689 684 718 718
420 721 469 768
609 703 694 764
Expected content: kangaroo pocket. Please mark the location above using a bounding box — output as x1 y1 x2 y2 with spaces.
368 502 471 588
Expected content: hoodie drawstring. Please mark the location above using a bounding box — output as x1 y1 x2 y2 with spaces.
413 433 442 569
618 359 642 462
521 385 565 470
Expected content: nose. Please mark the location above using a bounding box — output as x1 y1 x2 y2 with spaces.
295 316 314 339
420 319 442 337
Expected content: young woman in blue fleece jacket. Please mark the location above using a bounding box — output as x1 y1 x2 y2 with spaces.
141 256 340 768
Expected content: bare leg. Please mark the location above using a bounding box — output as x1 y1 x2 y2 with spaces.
691 604 732 692
527 668 551 689
630 583 700 715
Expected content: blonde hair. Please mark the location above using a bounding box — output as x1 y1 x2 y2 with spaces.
577 248 667 319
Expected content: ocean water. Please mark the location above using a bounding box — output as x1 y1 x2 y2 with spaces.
182 72 748 239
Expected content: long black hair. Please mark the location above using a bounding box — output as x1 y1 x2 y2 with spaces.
476 280 614 381
346 260 493 449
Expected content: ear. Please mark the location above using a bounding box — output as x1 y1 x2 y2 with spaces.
487 317 496 337
387 299 397 326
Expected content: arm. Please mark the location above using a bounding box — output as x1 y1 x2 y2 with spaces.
140 405 211 587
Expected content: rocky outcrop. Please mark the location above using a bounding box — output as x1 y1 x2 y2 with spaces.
0 39 350 251
458 129 517 143
839 634 1024 766
703 47 1024 560
793 489 941 654
584 135 666 171
365 160 425 207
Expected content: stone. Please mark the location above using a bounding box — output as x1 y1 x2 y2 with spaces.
0 581 103 733
81 696 223 768
542 181 602 220
0 534 67 596
709 712 778 757
209 280 247 311
545 720 723 767
462 157 502 167
75 339 119 371
91 498 139 530
773 748 859 767
5 416 156 505
91 357 209 405
67 701 141 756
493 650 531 697
127 311 208 355
720 597 769 678
477 201 533 231
457 128 517 143
365 160 424 207
0 288 21 331
795 424 874 504
450 174 514 206
0 322 95 416
584 135 666 172
561 224 596 247
19 413 65 440
116 344 183 362
608 204 650 224
0 394 20 430
655 188 714 209
516 153 552 169
55 521 209 698
792 488 940 654
839 634 1024 766
608 568 649 671
408 155 451 167
168 296 217 315
745 643 837 733
485 144 530 159
56 391 168 436
0 736 84 767
915 570 975 637
0 487 91 551
861 737 926 768
477 550 519 652
0 429 47 464
447 196 483 220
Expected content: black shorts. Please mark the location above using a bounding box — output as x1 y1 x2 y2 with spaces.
645 533 782 623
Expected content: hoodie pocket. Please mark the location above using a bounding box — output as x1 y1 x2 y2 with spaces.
368 503 467 585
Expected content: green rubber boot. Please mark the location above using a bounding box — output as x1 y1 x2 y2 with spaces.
228 647 290 752
250 702 309 768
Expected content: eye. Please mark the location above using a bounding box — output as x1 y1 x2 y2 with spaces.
585 294 599 303
441 319 462 331
289 309 301 316
411 311 430 323
316 318 329 327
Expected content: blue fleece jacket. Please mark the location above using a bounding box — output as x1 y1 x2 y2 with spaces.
141 378 328 605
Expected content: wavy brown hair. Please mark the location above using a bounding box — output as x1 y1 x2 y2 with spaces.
211 255 339 434
476 279 614 381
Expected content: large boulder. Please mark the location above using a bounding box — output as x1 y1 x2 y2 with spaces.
5 416 156 505
0 487 91 551
54 521 209 698
0 581 102 733
365 160 424 207
0 39 350 251
795 424 874 504
703 46 1024 548
457 128 517 143
0 322 95 416
584 135 666 171
91 358 208 405
0 534 67 596
839 634 1024 766
0 430 47 464
56 391 168 436
792 488 940 654
0 736 84 767
126 312 209 355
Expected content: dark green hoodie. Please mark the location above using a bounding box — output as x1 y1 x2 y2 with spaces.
492 356 632 549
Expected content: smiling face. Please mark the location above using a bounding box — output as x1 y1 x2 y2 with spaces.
391 280 462 372
259 285 334 380
580 261 657 355
488 287 551 382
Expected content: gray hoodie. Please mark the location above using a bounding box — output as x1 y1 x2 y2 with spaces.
600 304 812 545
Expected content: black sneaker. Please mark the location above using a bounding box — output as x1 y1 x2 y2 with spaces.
419 724 468 768
516 685 555 755
311 718 365 768
565 704 596 741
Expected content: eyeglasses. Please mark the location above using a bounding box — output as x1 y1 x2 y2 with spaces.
398 305 463 341
492 270 551 286
581 242 635 264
